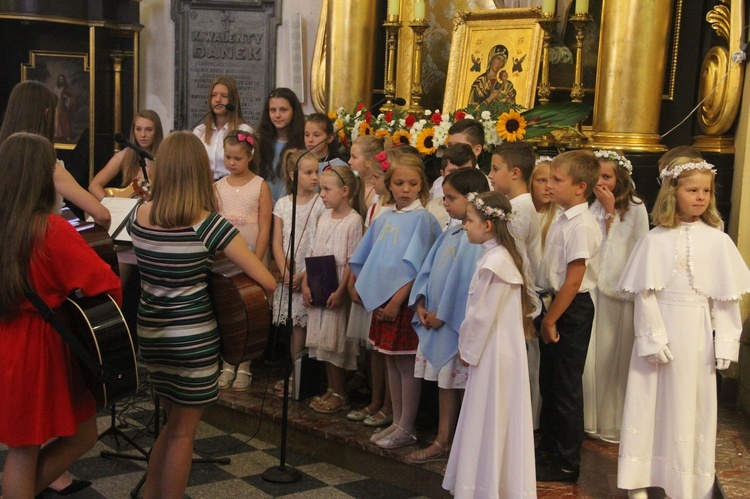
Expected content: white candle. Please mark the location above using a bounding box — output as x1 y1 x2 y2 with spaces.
388 0 400 16
575 0 589 14
414 0 426 20
542 0 556 14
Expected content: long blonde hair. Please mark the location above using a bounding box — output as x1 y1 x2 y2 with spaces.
121 110 164 186
149 131 218 228
651 157 722 228
529 160 556 250
0 133 57 321
0 81 57 143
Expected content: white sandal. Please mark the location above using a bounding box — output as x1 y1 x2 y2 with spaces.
231 370 252 392
218 367 235 390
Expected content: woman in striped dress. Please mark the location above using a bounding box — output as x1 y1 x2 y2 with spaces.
128 131 276 499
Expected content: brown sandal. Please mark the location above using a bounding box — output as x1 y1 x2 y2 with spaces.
406 440 451 463
311 391 350 414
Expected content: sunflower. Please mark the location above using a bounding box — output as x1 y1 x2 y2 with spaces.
416 127 437 155
358 121 373 137
375 128 391 142
335 119 346 141
392 129 412 146
496 109 527 142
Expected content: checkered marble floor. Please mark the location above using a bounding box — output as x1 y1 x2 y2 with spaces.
0 389 425 499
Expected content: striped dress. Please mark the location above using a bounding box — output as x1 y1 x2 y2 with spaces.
129 212 238 405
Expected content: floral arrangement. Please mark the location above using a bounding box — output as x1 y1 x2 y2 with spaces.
329 101 591 156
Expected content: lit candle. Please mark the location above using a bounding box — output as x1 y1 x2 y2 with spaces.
388 0 400 17
414 0 426 20
542 0 556 14
575 0 589 14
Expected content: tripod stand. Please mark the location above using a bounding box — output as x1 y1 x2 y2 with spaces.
100 391 231 497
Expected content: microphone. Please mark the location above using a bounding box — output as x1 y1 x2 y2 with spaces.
187 103 236 132
113 132 155 161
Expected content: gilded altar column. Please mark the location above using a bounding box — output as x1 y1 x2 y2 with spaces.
589 0 671 152
324 0 377 112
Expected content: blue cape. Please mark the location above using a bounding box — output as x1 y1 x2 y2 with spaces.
350 209 441 312
409 227 483 368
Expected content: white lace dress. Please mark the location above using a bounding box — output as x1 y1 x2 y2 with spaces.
616 221 750 499
271 195 325 327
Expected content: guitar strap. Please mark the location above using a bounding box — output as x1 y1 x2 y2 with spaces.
24 288 124 385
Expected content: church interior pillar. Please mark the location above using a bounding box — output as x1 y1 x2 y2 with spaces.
325 0 377 111
589 0 671 152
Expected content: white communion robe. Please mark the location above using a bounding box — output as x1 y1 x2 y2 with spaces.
443 239 536 499
583 199 649 441
616 221 750 499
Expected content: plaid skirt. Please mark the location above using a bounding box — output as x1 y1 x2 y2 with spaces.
368 302 418 355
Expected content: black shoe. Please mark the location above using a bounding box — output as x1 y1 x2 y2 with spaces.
39 479 92 496
535 461 579 483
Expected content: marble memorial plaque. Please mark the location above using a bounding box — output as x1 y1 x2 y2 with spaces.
173 0 280 130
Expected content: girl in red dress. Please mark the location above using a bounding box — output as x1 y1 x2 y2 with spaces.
0 133 122 497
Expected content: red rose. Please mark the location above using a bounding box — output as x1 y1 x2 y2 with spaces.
365 111 372 124
430 113 442 125
454 111 467 121
356 102 365 112
405 114 416 128
385 110 394 123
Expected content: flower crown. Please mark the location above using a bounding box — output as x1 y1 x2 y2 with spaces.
535 155 553 166
594 150 633 174
467 192 512 222
659 161 716 180
375 151 390 172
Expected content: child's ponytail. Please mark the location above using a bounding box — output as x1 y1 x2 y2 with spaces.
324 165 366 219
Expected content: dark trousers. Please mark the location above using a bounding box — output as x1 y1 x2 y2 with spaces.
537 291 594 471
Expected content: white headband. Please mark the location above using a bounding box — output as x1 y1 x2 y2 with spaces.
594 150 633 174
659 161 716 180
535 156 553 166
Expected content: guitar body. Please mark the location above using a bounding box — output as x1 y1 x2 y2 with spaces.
58 294 139 407
210 256 271 365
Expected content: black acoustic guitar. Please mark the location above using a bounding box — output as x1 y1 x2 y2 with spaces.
57 292 139 407
49 210 140 407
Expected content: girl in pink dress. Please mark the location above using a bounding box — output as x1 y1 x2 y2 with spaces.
215 129 273 391
302 165 365 413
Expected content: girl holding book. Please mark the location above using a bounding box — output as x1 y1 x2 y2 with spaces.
302 165 365 413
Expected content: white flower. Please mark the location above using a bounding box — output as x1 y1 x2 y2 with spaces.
481 110 491 120
424 109 432 116
433 126 448 147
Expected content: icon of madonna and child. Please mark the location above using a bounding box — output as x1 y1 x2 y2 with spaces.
468 44 519 106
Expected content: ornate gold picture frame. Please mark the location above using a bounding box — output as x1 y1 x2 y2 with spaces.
443 8 544 113
21 51 90 150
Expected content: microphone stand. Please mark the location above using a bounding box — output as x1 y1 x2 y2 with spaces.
262 95 400 484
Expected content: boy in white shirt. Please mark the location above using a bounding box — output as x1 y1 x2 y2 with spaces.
487 142 542 279
536 150 601 483
488 141 543 429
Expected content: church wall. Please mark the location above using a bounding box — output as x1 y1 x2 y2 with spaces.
139 0 322 131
